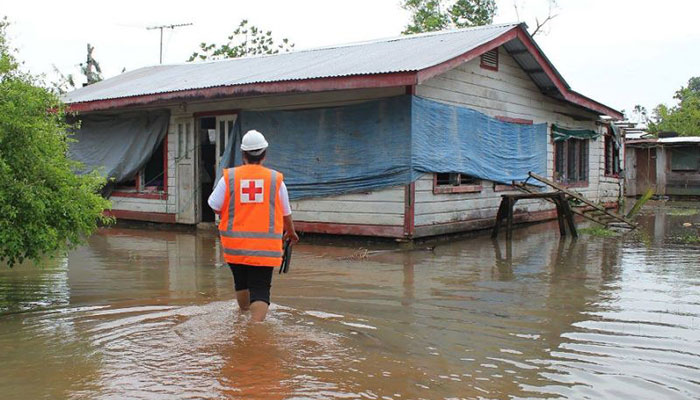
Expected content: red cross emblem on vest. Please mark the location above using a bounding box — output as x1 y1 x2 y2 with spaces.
240 179 264 203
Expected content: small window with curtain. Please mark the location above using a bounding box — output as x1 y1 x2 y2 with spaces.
113 137 167 198
554 139 589 185
433 173 482 194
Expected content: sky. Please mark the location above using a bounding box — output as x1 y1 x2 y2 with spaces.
3 0 699 118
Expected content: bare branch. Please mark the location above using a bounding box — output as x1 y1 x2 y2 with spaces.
530 12 557 36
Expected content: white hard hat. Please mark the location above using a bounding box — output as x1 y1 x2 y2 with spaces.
240 130 269 154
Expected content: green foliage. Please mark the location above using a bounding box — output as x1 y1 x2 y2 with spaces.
0 18 112 267
578 227 617 238
188 19 295 62
648 77 700 136
401 0 496 34
678 233 700 244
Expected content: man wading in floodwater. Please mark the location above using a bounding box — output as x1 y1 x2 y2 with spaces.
208 130 299 322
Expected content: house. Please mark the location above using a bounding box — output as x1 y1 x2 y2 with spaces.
625 134 700 197
64 23 624 239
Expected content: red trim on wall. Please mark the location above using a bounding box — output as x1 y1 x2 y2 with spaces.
405 85 416 95
432 174 483 194
495 116 533 125
105 209 177 224
493 184 516 192
295 221 404 238
111 191 167 200
67 72 417 112
403 182 416 237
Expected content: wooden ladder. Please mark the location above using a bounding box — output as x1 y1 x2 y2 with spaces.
514 172 636 230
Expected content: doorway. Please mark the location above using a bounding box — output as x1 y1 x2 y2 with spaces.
199 117 216 222
636 147 657 195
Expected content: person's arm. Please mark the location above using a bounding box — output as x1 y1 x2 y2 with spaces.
283 215 299 244
208 177 226 215
279 182 299 244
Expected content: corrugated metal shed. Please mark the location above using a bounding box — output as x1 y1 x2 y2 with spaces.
64 23 518 104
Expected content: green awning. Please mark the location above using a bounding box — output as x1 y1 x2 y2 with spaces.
552 124 600 142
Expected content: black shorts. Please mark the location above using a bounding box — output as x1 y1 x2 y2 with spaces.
228 263 274 305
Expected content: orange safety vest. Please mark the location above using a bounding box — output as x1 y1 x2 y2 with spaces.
218 164 284 267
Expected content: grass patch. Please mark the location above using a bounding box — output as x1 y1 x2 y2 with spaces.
679 233 700 244
579 227 617 238
667 208 699 217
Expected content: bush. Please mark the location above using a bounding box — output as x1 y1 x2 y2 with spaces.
0 18 112 266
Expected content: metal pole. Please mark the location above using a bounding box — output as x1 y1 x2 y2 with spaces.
147 23 193 64
159 28 163 64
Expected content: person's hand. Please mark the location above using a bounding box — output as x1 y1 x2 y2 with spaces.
284 230 299 245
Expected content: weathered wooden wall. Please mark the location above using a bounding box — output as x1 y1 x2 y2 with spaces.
413 46 623 236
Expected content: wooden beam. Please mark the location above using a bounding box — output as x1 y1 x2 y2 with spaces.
294 221 404 238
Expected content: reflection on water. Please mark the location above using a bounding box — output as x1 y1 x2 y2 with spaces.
0 204 699 399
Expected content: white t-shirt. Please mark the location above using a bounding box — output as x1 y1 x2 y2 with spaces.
207 177 292 216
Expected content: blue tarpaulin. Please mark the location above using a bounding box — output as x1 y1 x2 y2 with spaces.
412 96 547 183
222 96 547 200
237 96 413 200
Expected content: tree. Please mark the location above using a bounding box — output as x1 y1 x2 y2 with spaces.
648 77 700 136
0 18 112 267
631 104 650 126
401 0 497 34
188 19 295 61
51 43 104 95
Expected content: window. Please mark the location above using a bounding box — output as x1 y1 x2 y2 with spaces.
555 139 588 184
143 140 165 191
480 48 498 71
433 173 482 194
113 138 167 199
670 147 699 171
604 134 621 176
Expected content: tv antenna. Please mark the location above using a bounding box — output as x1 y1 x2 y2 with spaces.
147 23 193 64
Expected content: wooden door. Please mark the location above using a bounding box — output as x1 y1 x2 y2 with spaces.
215 115 238 178
175 118 197 223
636 147 656 195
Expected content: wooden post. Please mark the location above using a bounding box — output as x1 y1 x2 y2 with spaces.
506 197 515 240
491 199 507 239
554 196 567 236
560 194 578 238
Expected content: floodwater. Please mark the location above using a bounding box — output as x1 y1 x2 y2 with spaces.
1 204 699 400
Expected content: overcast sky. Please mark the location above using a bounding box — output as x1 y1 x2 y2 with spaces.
4 0 699 117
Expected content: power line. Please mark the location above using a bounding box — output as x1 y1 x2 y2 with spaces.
146 23 193 64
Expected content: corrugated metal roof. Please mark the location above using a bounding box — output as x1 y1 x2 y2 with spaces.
659 137 700 144
63 23 519 104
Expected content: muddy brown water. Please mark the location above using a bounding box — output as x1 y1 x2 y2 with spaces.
1 203 699 399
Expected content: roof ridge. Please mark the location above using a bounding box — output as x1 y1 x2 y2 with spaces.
165 22 522 67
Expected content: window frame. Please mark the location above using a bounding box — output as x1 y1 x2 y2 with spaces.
433 173 483 194
480 48 499 71
670 147 699 172
604 131 621 177
112 137 168 200
554 139 589 187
